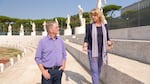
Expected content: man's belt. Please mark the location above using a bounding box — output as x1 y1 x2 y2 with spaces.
44 66 61 70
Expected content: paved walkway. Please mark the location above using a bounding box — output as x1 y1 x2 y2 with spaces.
62 52 92 84
0 46 92 84
65 41 150 84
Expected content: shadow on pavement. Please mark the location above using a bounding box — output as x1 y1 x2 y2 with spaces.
36 83 40 84
64 70 91 84
36 83 41 84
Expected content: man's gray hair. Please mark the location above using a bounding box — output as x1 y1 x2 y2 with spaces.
46 21 57 32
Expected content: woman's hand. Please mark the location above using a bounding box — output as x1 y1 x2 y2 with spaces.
83 42 88 52
107 40 113 50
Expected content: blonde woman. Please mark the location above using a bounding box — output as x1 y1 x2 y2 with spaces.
83 8 113 84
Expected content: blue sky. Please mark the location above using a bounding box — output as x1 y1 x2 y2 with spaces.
0 0 139 19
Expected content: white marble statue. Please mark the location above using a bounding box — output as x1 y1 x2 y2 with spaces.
74 5 86 34
8 24 12 33
54 18 60 36
30 21 36 36
7 24 12 36
55 18 59 25
20 24 24 32
66 14 71 29
97 0 102 9
31 22 36 32
42 21 47 36
78 5 84 26
64 14 72 35
43 21 46 32
97 0 107 9
20 24 24 36
97 0 108 24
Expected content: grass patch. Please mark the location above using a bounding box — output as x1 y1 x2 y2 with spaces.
0 47 22 60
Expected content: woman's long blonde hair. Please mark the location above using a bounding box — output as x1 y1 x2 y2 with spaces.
89 8 105 23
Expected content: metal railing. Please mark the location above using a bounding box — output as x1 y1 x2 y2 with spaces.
108 6 150 29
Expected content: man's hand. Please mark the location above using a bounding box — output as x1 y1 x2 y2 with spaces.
59 65 65 71
42 69 51 80
59 60 66 71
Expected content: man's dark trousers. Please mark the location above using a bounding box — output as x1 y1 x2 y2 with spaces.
42 68 63 84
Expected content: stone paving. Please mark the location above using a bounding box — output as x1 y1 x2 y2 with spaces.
62 52 92 84
0 46 92 84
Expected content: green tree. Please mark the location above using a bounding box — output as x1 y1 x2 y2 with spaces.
103 4 122 18
70 14 80 29
83 12 90 24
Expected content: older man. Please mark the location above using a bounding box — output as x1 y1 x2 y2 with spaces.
35 21 66 84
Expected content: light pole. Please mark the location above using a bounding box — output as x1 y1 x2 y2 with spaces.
126 17 129 28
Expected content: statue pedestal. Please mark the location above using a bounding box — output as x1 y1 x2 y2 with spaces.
42 31 47 36
64 28 72 35
20 32 24 36
74 26 85 34
75 18 85 34
7 32 12 36
57 33 60 36
31 32 36 36
72 35 76 38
